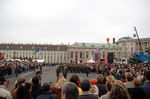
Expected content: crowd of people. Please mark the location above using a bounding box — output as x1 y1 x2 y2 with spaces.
56 64 91 78
0 62 52 77
57 63 150 79
0 62 150 99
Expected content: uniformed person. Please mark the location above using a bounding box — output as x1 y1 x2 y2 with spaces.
56 67 61 77
63 66 68 79
85 66 90 77
40 64 42 74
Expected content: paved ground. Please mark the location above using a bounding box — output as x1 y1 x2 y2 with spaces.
6 66 97 91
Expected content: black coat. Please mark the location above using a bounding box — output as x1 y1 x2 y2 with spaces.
31 84 42 99
37 92 57 99
79 94 98 99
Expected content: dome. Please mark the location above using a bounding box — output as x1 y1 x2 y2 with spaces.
118 36 133 41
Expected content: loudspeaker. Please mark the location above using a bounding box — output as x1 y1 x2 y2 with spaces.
108 52 114 63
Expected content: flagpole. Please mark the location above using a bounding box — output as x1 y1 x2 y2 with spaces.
134 27 143 53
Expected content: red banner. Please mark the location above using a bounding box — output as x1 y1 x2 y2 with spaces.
0 53 4 60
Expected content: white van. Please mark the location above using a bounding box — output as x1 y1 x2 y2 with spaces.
114 58 128 64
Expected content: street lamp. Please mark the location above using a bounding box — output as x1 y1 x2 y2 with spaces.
106 37 110 44
105 37 110 64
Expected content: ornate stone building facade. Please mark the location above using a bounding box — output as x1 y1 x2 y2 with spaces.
0 44 68 63
0 42 117 63
1 37 148 63
67 42 117 63
117 37 150 59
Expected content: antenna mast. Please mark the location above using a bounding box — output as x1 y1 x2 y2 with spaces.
134 27 143 53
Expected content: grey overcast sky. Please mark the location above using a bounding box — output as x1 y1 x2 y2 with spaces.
0 0 150 44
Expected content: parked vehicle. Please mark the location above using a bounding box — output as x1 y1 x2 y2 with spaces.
114 58 128 64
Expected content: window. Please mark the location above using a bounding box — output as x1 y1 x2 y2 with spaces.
102 52 105 58
32 46 34 49
80 52 82 58
6 53 8 58
82 43 86 47
75 52 78 58
102 45 105 48
71 52 73 58
91 45 95 47
131 47 133 52
80 60 82 63
20 46 23 49
86 51 88 58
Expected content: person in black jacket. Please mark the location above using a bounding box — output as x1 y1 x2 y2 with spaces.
140 70 150 99
79 79 99 99
37 83 57 99
31 76 42 99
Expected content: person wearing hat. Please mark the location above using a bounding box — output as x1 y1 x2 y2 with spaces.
0 77 12 99
90 79 99 96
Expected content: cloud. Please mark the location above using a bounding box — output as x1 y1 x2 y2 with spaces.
0 0 149 44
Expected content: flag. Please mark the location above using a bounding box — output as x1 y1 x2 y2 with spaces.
57 47 60 50
40 51 44 56
33 48 40 54
95 48 100 53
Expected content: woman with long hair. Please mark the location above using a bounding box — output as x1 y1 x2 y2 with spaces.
53 75 67 99
69 75 82 94
11 77 26 99
108 82 131 99
15 82 33 99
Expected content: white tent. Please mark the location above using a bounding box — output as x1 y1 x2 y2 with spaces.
14 59 22 62
87 59 95 63
34 59 45 63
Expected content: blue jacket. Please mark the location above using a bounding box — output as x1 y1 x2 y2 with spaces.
140 82 150 99
37 92 57 99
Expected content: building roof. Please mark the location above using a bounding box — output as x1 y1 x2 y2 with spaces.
71 42 118 48
0 44 68 51
117 37 150 43
118 36 133 41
